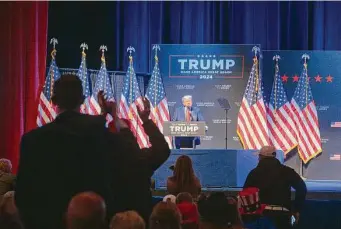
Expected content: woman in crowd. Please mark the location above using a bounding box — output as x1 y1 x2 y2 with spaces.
167 155 201 199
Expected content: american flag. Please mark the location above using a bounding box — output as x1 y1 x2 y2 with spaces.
77 48 92 114
330 154 341 161
237 54 270 149
290 59 322 163
36 50 61 127
118 56 149 148
267 58 297 154
331 122 341 128
92 52 115 121
146 55 172 149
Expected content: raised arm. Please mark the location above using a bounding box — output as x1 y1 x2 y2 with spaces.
137 97 170 173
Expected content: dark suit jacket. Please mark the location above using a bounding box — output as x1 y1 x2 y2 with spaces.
108 119 170 222
172 106 204 148
15 111 113 229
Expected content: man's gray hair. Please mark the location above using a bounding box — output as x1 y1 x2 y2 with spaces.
182 95 192 102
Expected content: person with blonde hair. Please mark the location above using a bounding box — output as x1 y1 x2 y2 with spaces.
149 201 181 229
0 159 16 200
110 211 145 229
167 155 201 198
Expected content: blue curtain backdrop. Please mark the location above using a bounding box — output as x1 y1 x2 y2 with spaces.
48 1 341 73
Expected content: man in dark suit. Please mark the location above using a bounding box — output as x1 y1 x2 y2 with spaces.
172 95 206 149
15 74 113 229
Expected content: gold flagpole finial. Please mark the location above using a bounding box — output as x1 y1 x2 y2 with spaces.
127 46 135 64
99 45 107 63
50 38 58 59
302 53 309 69
80 43 88 57
153 44 160 63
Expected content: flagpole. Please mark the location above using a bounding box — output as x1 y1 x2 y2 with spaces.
300 54 310 179
49 38 58 102
273 55 281 113
252 46 260 93
127 46 135 120
152 45 160 122
99 45 108 115
80 43 88 113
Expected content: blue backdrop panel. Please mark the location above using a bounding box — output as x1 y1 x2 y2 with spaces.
157 44 258 149
262 51 341 180
153 149 284 189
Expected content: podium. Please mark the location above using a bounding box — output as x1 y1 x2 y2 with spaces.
163 121 206 149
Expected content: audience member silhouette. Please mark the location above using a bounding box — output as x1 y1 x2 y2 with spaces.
66 192 106 229
198 192 244 229
0 159 16 202
110 211 145 229
149 201 181 229
99 93 170 223
15 74 114 229
244 146 307 229
167 155 201 199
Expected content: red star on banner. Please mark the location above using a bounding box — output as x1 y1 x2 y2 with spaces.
281 74 288 83
326 75 333 83
315 75 322 83
292 75 299 82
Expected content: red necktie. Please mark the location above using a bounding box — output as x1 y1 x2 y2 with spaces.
186 108 190 122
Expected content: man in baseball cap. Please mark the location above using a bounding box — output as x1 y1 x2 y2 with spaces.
254 145 277 158
244 146 307 229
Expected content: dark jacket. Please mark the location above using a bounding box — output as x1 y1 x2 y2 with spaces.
108 119 170 222
15 111 113 229
244 157 307 212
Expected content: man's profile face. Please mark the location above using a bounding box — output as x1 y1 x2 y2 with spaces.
183 98 192 107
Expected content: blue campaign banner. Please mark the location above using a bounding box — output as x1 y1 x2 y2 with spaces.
156 44 258 149
263 51 341 180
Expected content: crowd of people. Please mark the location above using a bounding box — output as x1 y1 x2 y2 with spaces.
0 74 307 229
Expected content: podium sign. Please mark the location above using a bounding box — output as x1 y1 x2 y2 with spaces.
163 121 206 137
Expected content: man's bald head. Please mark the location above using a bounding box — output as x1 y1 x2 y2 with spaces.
66 192 106 229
